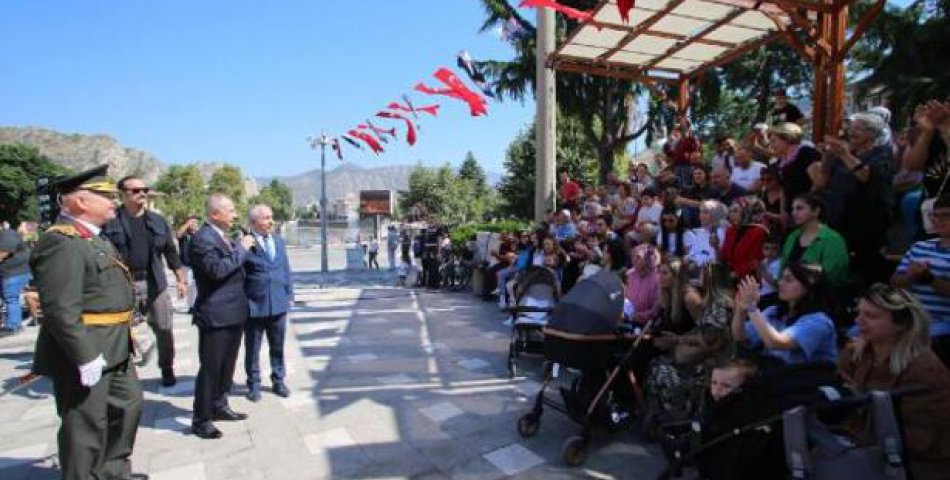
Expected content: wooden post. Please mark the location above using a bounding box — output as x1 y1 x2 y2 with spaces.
535 7 557 222
811 8 830 140
827 4 849 139
677 76 690 116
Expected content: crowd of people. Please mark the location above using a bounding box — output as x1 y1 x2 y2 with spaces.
475 95 950 479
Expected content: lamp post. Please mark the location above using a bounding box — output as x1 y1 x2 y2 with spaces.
308 133 331 288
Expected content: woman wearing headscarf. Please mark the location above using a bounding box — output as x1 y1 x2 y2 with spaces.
721 196 770 279
625 244 661 325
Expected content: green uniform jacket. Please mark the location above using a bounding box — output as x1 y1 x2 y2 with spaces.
30 218 135 376
780 224 850 286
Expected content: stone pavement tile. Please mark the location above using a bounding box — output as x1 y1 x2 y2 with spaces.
457 357 491 371
158 378 195 396
0 442 50 470
304 427 357 453
203 455 268 480
375 373 416 386
482 443 546 476
447 456 507 480
150 461 207 480
151 414 190 434
345 353 378 363
389 327 415 336
418 401 465 423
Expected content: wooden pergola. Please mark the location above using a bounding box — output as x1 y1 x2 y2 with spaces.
547 0 884 139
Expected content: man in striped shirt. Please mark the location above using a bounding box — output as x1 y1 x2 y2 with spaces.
893 195 950 368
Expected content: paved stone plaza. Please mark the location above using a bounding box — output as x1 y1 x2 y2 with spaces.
0 249 665 479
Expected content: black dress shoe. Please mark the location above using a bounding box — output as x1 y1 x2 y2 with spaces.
272 381 291 398
212 407 248 421
191 422 222 439
160 368 177 387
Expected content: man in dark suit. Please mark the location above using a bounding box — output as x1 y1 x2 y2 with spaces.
243 204 294 401
189 193 255 439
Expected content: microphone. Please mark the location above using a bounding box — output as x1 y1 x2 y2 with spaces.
235 226 258 252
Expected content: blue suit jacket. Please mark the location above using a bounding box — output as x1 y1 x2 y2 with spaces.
244 232 293 318
189 223 250 329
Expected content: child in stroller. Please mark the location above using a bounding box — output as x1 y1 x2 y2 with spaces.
506 265 561 378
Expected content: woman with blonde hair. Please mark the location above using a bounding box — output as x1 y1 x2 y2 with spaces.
839 283 950 480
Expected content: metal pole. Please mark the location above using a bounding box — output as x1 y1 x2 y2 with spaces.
309 133 332 288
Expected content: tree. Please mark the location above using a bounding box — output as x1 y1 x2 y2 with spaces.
154 164 205 227
207 164 247 218
458 151 489 197
849 0 950 124
398 159 498 225
476 0 648 182
249 179 294 222
0 143 71 225
497 113 598 219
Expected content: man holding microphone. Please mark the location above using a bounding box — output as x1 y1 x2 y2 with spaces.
189 193 255 439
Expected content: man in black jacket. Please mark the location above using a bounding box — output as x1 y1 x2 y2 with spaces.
189 193 255 439
102 176 187 386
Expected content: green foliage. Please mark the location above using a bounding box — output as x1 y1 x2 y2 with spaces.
154 164 205 227
207 164 247 218
497 113 599 219
0 143 71 225
447 219 533 249
398 157 498 225
249 179 294 222
850 0 950 125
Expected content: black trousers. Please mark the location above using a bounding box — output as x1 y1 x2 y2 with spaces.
193 324 243 424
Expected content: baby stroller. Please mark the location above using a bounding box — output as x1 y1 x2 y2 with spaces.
516 270 650 466
506 266 561 378
659 361 912 480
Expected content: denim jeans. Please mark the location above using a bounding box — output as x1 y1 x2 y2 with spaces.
244 313 287 388
1 273 31 330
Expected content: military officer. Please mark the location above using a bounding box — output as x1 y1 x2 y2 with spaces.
30 165 147 480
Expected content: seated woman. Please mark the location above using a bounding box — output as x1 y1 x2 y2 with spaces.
721 196 770 279
656 207 687 259
732 262 838 364
683 199 728 267
658 258 694 334
839 284 950 480
781 194 849 287
625 244 661 326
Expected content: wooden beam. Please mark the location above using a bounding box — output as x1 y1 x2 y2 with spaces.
551 57 679 84
690 30 784 74
812 10 829 139
598 0 688 61
761 0 835 13
774 4 834 57
835 0 884 62
642 7 747 71
677 77 691 114
828 5 848 137
763 11 817 62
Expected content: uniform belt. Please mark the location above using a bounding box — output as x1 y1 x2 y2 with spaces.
81 311 133 326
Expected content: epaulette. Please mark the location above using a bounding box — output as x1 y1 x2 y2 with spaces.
45 224 79 237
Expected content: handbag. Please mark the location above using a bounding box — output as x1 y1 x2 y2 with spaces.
921 166 950 234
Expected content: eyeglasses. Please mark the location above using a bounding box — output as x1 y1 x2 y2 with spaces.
126 187 150 194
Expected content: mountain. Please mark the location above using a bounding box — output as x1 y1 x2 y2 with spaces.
0 126 165 183
261 162 417 206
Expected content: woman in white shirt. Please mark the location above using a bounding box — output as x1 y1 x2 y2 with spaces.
684 199 727 266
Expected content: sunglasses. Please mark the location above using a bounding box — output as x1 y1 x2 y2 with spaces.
126 187 150 194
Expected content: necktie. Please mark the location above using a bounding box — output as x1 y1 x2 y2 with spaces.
263 235 275 260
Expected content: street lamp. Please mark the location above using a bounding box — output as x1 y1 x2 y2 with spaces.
307 133 332 288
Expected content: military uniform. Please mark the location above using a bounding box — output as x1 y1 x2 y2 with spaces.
30 165 144 480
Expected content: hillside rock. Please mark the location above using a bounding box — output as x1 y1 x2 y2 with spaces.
263 162 418 206
0 126 165 183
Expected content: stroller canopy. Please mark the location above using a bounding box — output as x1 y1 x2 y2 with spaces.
547 270 624 336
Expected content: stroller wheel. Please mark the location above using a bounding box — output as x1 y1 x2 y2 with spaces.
517 413 540 438
561 435 588 467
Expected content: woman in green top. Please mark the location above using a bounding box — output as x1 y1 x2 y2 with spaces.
781 193 850 286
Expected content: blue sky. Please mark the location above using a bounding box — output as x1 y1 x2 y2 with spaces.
0 1 535 177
